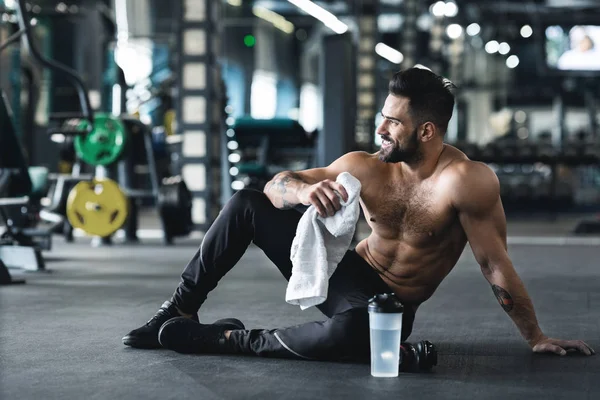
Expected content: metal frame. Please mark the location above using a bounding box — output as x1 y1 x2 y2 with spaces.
12 0 94 126
175 0 220 231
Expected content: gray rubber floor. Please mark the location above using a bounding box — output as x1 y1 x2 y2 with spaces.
1 230 599 400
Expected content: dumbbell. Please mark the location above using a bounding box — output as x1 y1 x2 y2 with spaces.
400 340 438 373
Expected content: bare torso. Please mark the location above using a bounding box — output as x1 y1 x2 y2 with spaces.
353 146 469 306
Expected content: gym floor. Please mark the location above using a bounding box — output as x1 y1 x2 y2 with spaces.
1 216 599 400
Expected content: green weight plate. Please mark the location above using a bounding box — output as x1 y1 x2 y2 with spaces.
74 113 127 166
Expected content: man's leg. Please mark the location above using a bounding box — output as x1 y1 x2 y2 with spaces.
123 189 303 348
160 250 417 363
171 189 303 314
224 257 416 362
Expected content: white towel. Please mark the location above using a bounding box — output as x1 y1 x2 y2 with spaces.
286 172 362 310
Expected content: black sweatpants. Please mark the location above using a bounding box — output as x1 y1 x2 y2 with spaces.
171 189 415 362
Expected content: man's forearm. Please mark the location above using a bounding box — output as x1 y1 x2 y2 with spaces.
264 171 309 209
484 264 544 346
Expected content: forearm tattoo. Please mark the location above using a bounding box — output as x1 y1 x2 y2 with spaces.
492 284 514 312
266 172 301 209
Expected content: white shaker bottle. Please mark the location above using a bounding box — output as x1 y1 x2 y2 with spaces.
368 293 404 377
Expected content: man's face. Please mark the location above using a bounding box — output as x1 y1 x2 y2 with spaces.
376 95 423 164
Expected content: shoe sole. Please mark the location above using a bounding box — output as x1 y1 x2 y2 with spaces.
213 318 245 330
158 317 245 352
122 335 162 349
157 317 196 352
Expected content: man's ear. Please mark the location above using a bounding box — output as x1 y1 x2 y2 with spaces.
420 122 436 142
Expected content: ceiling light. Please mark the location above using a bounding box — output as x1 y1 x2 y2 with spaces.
375 43 404 64
287 0 348 34
485 40 499 54
498 42 510 55
520 25 533 38
506 55 520 68
444 2 458 18
466 23 480 36
253 6 295 34
446 24 463 39
431 1 446 17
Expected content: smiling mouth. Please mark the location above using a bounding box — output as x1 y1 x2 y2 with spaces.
381 136 393 148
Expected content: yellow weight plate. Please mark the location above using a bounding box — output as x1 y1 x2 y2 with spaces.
164 109 176 136
66 178 129 237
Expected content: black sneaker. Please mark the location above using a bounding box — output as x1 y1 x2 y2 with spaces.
400 340 438 372
158 317 245 354
122 301 198 349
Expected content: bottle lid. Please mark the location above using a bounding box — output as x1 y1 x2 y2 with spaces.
368 293 404 313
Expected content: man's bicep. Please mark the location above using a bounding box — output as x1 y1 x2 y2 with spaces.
454 163 509 268
459 199 508 268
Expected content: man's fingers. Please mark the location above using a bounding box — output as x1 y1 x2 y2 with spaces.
535 343 566 356
316 192 335 216
550 345 567 356
332 183 349 202
564 340 593 356
534 339 596 356
308 192 326 217
322 187 342 211
310 180 349 216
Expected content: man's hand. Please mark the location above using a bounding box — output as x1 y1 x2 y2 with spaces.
298 180 348 218
531 335 595 356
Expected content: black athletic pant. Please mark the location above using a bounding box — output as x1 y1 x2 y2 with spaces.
171 189 415 362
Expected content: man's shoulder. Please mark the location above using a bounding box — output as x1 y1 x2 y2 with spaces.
442 159 500 209
342 151 377 162
337 151 379 171
443 158 496 182
328 151 379 182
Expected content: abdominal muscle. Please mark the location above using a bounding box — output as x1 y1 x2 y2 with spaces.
354 233 466 306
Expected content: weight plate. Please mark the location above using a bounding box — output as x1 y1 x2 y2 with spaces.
158 176 193 238
66 177 129 237
74 113 127 166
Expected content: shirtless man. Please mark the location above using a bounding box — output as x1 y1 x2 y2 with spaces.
123 68 594 365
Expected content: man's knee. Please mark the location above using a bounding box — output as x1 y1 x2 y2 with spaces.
311 309 370 361
227 189 267 209
333 309 370 353
275 308 370 361
222 189 269 217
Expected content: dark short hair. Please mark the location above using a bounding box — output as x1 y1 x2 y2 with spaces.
388 68 456 134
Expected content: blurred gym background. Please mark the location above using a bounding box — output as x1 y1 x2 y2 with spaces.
1 2 600 398
1 0 600 261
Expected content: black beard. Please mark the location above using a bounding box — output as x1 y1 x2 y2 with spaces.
378 128 423 164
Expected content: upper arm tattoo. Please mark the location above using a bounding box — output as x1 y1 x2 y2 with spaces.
491 284 514 312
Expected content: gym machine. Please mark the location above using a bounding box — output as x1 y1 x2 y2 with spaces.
0 92 51 283
226 117 316 193
7 0 192 245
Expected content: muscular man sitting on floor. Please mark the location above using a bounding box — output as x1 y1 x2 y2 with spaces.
123 67 594 364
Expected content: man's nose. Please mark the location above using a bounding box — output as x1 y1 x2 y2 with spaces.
376 123 387 136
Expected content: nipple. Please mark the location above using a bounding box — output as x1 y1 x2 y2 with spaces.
370 217 376 223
